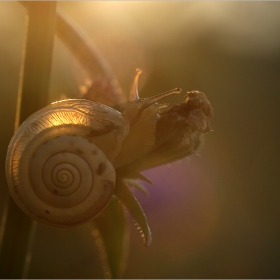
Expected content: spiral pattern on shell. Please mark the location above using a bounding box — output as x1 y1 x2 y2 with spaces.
28 135 115 226
5 99 129 226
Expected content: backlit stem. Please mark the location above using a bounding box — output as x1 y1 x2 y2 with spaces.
0 2 56 278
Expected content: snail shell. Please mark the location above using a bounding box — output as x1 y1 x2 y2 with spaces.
5 99 129 227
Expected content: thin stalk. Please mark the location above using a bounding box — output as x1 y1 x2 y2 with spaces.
0 2 57 278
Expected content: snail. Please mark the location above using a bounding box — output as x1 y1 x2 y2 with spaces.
5 69 191 227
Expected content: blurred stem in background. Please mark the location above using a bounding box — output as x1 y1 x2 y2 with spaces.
0 2 57 278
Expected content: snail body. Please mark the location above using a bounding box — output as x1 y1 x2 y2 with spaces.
6 70 183 227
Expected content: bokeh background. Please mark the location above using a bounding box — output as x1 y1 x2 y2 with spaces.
1 1 280 278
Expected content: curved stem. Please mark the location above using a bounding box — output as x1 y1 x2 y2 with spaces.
55 8 125 109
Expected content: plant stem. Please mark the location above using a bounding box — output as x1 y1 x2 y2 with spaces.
0 2 56 278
